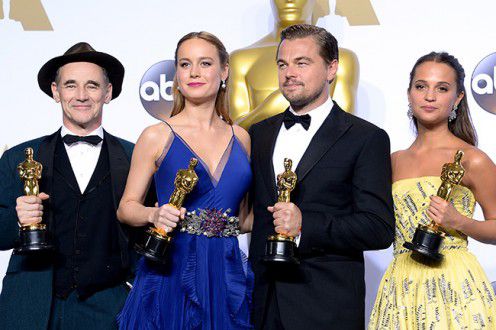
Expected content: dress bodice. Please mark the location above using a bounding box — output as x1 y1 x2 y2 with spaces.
154 131 252 218
392 176 475 256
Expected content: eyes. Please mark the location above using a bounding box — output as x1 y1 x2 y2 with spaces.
64 83 99 90
179 61 213 68
414 83 449 93
277 61 310 69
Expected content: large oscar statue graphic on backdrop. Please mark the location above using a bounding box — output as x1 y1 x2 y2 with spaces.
0 0 52 31
229 0 360 128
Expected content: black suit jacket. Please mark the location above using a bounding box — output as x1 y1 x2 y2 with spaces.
249 104 394 330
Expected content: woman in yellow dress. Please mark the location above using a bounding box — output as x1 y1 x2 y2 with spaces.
369 52 496 329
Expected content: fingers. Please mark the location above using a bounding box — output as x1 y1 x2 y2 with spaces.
272 209 290 220
273 217 289 234
270 202 302 235
16 197 43 210
16 195 45 225
17 195 43 206
39 192 50 200
179 207 186 220
153 204 182 232
427 209 441 225
268 202 293 213
274 225 287 234
272 217 294 235
272 202 287 211
18 215 43 226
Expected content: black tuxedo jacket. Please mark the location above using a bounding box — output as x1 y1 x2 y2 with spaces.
249 104 394 330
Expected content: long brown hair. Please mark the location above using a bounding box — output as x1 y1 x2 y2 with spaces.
171 31 232 124
408 52 477 146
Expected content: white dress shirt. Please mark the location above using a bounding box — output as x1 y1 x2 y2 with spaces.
272 97 334 176
272 98 334 243
60 125 104 193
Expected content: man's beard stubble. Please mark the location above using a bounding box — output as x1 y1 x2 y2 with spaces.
282 80 327 112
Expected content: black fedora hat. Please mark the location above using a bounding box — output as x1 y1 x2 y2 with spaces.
37 42 125 99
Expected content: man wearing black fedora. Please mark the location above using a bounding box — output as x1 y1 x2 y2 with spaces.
0 42 143 329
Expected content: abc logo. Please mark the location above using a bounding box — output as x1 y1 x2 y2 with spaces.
139 60 176 120
471 53 496 115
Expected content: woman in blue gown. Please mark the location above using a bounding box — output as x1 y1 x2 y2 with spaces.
117 32 253 329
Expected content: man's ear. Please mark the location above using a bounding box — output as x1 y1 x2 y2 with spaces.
51 82 60 103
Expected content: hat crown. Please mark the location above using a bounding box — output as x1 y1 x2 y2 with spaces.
38 42 124 99
64 42 96 55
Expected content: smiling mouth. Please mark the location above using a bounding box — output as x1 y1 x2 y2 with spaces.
187 83 205 87
72 105 92 110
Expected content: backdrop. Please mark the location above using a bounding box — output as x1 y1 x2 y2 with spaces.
1 0 496 324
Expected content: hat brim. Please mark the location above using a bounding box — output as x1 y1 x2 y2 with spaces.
37 51 124 99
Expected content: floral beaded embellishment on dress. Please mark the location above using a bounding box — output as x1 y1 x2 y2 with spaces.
180 208 241 237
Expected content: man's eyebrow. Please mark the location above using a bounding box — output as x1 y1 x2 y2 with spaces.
294 56 313 62
86 80 101 87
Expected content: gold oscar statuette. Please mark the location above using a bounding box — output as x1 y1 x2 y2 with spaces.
14 147 54 254
263 158 300 264
403 150 465 261
137 158 199 263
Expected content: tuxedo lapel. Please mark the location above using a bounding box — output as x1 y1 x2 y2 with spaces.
35 129 60 230
295 104 352 183
54 138 81 195
105 130 130 211
258 113 284 203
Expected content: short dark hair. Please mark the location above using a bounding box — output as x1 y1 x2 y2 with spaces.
278 24 339 64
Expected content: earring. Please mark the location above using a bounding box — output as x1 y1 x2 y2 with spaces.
407 104 413 119
177 85 181 91
448 104 458 122
221 80 226 89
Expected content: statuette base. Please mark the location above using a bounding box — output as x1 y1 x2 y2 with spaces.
14 225 54 255
403 224 444 261
263 237 299 265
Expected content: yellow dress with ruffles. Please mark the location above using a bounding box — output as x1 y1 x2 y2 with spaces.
369 177 496 329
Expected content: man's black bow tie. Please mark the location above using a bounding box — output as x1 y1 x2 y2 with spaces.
63 134 103 146
283 110 311 130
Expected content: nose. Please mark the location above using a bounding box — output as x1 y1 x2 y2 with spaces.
424 88 436 102
76 86 89 101
285 63 297 79
190 64 200 78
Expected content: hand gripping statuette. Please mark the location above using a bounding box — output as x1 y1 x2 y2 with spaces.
137 158 199 263
15 147 54 254
263 158 300 264
403 150 465 261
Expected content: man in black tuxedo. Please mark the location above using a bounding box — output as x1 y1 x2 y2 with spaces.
0 42 146 329
249 24 395 329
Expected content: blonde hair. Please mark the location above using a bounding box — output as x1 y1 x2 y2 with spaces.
171 31 232 124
